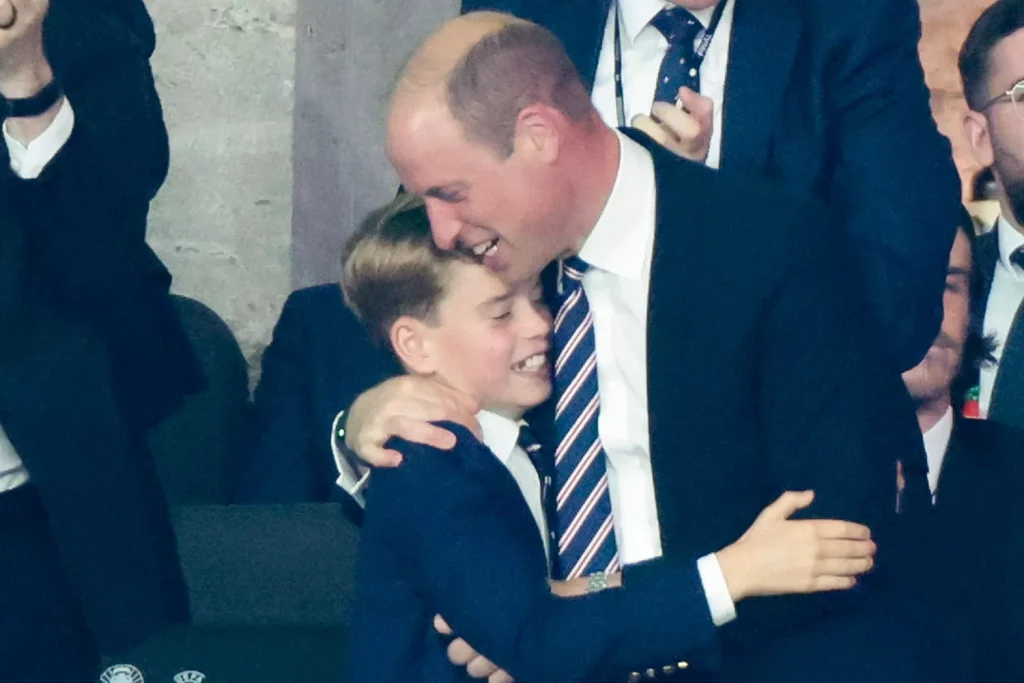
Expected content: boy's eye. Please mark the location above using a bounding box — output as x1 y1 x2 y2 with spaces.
494 311 512 321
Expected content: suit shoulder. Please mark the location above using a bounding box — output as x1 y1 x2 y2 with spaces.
283 283 347 312
648 142 831 258
373 423 490 505
274 283 368 343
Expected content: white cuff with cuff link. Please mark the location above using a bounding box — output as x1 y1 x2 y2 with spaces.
697 553 737 626
331 410 370 507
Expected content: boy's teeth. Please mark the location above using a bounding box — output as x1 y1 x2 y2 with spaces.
473 239 498 257
515 353 545 371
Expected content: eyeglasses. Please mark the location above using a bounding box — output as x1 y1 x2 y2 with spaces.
981 79 1024 120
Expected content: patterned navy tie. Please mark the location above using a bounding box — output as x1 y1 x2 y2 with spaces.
651 7 704 102
551 256 620 579
518 420 557 574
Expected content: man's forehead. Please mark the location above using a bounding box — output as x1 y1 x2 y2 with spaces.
987 28 1024 92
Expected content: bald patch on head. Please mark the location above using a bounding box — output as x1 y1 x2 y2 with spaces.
395 12 524 103
390 11 593 159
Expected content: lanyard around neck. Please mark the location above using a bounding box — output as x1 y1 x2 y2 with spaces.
613 0 728 128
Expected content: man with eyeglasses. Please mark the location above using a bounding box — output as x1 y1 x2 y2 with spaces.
960 0 1024 431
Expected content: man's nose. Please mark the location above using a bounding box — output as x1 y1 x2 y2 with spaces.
425 200 462 250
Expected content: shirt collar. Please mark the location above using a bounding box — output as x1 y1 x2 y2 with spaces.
476 410 523 465
619 0 718 45
576 129 656 281
922 405 954 496
997 214 1024 276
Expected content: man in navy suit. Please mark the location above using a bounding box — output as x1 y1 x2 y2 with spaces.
460 0 961 372
342 192 877 683
342 12 950 683
0 1 203 680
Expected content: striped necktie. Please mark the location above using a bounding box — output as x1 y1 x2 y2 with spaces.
551 256 620 579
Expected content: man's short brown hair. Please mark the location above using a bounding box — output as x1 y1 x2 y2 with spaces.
447 21 593 157
341 193 473 347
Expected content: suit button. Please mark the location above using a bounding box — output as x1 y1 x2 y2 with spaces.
645 669 658 679
628 673 642 683
677 661 689 670
663 665 677 675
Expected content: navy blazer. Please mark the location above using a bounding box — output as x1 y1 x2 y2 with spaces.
934 416 1024 682
969 229 1024 430
520 131 948 683
234 284 398 515
347 422 719 683
463 0 962 371
0 0 201 655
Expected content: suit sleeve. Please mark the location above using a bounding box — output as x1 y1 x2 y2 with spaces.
9 2 203 432
369 438 719 683
825 0 961 371
233 292 322 503
726 213 918 640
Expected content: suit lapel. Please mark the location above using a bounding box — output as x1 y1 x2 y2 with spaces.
972 230 999 340
990 302 1024 430
719 0 802 173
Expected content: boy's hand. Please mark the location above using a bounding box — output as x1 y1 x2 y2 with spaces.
716 491 876 602
345 376 479 467
434 615 514 683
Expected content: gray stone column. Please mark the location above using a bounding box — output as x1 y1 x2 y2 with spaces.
290 0 460 289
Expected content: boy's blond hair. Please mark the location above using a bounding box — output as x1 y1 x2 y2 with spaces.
341 193 473 347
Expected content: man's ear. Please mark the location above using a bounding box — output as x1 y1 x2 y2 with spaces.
389 316 437 375
512 104 563 164
964 110 996 169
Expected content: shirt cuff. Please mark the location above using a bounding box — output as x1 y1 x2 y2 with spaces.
5 96 74 179
697 553 737 626
331 409 369 507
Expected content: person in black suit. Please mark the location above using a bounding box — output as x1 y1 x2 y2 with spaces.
960 0 1024 431
902 216 1024 682
458 0 961 371
0 0 204 680
342 192 876 683
341 13 948 683
233 283 397 517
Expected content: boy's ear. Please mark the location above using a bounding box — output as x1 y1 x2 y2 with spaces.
389 316 437 374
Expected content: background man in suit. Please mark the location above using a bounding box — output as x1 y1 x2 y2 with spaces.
961 0 1024 430
902 222 975 500
343 12 947 683
0 0 204 679
902 215 1024 682
232 283 397 518
459 0 963 372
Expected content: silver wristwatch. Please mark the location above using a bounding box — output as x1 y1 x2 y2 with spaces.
586 572 610 594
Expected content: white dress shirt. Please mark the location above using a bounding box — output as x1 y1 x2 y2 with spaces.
577 129 734 624
921 406 954 501
591 0 734 169
0 97 75 493
979 216 1024 416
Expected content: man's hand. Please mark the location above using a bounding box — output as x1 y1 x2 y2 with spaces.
0 0 52 99
434 615 514 683
345 375 479 467
630 87 713 164
716 491 876 602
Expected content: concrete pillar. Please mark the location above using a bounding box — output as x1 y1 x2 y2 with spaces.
290 0 460 289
